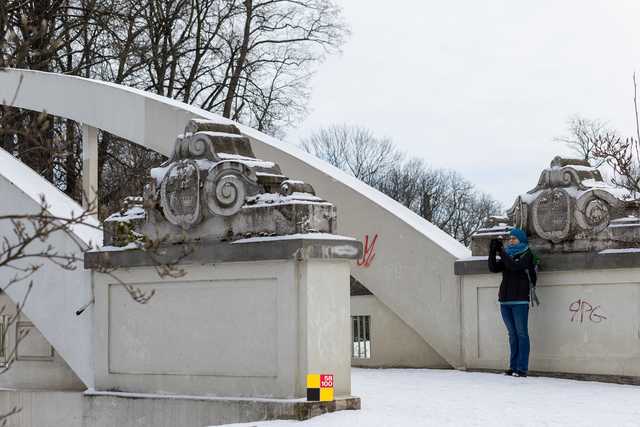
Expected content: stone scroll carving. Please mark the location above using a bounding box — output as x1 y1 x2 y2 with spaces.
470 156 640 255
204 161 260 217
104 119 337 245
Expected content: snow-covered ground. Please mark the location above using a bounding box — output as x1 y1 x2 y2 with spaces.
223 368 640 427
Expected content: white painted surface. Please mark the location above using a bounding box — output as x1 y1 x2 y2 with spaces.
0 147 101 246
0 156 97 388
108 278 279 377
461 269 640 376
93 258 351 398
297 260 351 396
0 69 468 367
351 295 449 368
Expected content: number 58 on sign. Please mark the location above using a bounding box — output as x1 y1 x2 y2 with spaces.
306 374 334 401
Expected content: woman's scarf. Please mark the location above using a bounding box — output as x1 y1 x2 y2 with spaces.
505 242 529 257
505 227 529 258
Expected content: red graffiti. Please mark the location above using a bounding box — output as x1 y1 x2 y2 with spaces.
569 299 607 323
357 234 378 267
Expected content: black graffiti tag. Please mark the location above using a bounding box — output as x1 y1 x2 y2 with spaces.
569 299 607 323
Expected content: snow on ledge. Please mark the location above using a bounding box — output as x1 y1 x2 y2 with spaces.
233 233 357 244
90 242 142 252
83 389 306 403
599 248 640 254
458 255 490 262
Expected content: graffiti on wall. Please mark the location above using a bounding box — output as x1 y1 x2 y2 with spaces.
357 234 378 268
569 299 607 323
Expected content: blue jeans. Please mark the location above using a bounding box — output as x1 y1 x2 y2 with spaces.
500 303 530 373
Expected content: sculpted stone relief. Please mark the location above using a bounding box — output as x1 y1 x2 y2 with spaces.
104 119 337 245
531 188 572 243
160 160 202 229
471 156 640 255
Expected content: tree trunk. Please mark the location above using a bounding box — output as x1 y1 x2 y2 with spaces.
222 0 252 118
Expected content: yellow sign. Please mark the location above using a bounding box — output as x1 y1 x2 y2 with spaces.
306 374 334 401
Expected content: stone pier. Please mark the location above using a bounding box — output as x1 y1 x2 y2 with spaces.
456 157 640 381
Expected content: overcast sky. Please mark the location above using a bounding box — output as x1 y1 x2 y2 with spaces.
286 0 640 209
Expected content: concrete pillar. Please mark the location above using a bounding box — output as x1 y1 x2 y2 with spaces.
82 124 98 210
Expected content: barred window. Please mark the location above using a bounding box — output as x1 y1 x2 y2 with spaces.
352 315 371 359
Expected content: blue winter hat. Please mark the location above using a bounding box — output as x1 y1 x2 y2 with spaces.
509 228 528 245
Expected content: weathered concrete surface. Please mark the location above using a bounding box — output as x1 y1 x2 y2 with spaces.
85 235 362 269
0 390 360 427
126 120 337 245
0 69 470 369
351 295 450 368
83 392 360 427
460 267 640 378
91 256 353 398
0 390 83 427
0 295 84 391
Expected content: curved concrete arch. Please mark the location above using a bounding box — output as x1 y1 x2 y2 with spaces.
0 69 470 371
0 147 100 388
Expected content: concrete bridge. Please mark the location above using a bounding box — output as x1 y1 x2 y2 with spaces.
0 69 469 390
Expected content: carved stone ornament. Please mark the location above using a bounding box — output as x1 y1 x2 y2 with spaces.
509 196 528 230
100 119 338 246
160 160 202 229
531 188 572 243
469 156 640 255
574 189 619 234
527 156 604 194
205 161 260 216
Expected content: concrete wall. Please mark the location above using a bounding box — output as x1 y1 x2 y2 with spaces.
297 261 352 397
351 295 450 368
0 390 83 427
0 390 359 427
461 268 640 376
93 258 352 398
0 171 96 388
0 294 84 391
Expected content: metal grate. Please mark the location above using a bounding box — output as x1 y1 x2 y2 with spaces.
351 315 371 359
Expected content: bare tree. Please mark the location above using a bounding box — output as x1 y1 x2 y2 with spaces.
590 134 640 197
302 125 403 186
557 74 640 198
554 116 612 167
301 125 502 245
218 0 347 127
1 0 349 218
